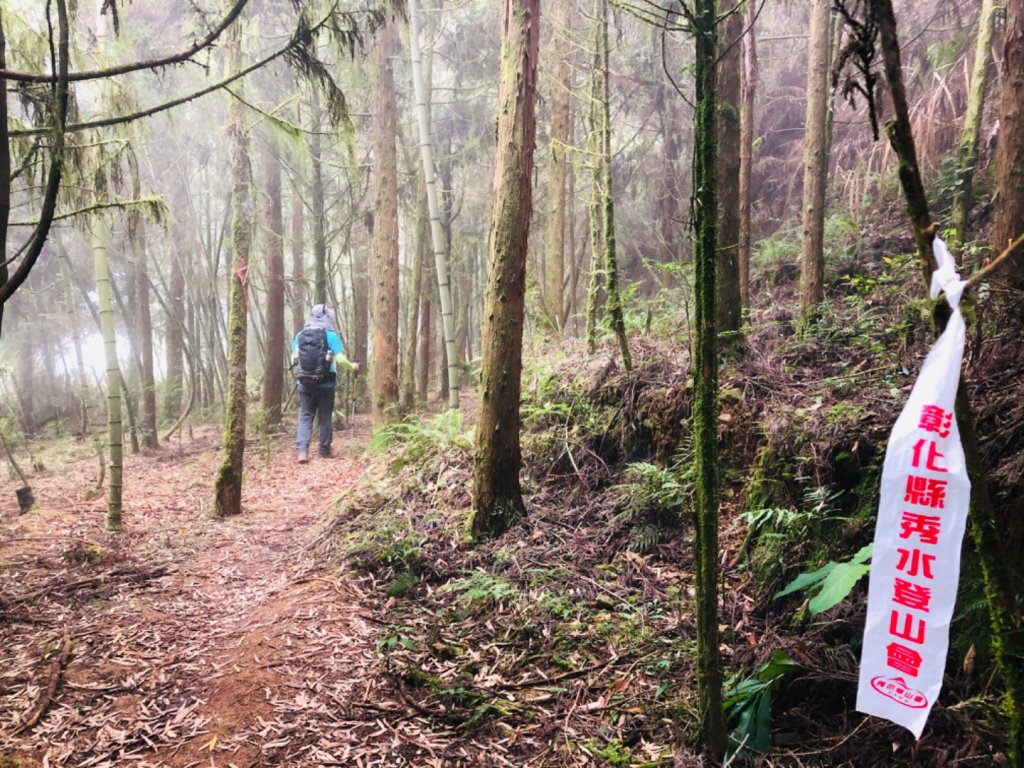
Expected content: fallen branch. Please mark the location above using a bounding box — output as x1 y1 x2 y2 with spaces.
966 231 1024 292
12 628 72 735
10 565 170 605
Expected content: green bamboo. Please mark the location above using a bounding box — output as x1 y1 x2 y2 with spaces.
90 219 123 532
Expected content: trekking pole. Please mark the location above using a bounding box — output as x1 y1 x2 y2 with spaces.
350 368 356 440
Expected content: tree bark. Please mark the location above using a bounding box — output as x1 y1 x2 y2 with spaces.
693 0 727 759
371 21 401 428
470 0 540 541
262 140 286 427
799 0 832 319
213 9 251 518
716 0 743 338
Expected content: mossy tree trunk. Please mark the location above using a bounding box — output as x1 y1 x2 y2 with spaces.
213 9 251 519
716 0 743 339
598 0 632 373
950 0 996 246
872 1 1024 762
691 0 727 759
262 139 286 428
90 219 124 531
470 0 540 541
799 0 832 320
370 20 401 428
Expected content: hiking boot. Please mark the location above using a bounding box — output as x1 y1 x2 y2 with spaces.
297 451 309 464
318 447 334 458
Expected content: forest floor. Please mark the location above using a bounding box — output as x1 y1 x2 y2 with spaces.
0 331 1013 768
0 416 423 768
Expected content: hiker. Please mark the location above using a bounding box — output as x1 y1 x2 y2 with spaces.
291 305 359 463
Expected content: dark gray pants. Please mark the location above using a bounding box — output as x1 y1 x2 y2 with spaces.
296 385 335 454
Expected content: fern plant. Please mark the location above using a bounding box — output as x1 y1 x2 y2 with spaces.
612 450 694 553
368 409 473 472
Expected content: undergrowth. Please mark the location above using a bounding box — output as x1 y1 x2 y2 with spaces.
315 247 1009 766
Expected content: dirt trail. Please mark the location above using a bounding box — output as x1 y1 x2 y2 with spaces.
0 421 389 767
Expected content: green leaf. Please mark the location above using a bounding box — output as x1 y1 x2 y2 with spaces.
774 561 834 599
808 559 871 614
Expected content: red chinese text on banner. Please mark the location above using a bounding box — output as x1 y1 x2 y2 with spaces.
856 238 971 738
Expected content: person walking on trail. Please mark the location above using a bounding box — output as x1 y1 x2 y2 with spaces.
291 305 359 464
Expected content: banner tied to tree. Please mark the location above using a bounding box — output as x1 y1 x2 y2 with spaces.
856 237 971 738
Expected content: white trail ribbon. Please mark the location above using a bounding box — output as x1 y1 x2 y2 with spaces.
856 237 971 738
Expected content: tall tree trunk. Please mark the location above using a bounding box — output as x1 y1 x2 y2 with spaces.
585 20 605 355
310 88 328 306
0 9 10 316
262 140 286 427
213 10 251 518
90 219 123 532
598 0 631 371
353 219 370 406
872 2 1024 762
165 246 186 419
951 0 997 247
993 0 1024 295
716 0 743 338
417 260 432 402
403 174 428 410
799 0 831 320
290 149 306 333
371 21 401 428
544 0 572 333
738 0 757 311
470 0 540 541
409 0 460 410
128 153 158 449
63 259 91 435
692 0 727 758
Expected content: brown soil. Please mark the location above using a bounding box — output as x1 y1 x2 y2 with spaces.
0 419 388 768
